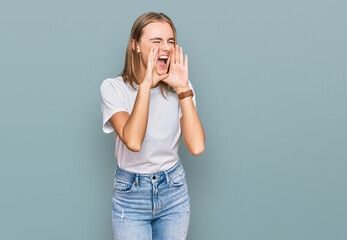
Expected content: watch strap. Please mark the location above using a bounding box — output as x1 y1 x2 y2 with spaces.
178 89 194 100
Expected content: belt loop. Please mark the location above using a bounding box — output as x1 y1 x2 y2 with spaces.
135 174 139 188
164 171 170 184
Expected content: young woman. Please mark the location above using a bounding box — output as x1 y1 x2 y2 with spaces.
100 12 205 240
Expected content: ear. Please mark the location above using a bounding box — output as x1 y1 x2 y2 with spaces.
132 39 140 52
132 39 136 51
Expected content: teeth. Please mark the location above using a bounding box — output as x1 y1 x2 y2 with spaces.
159 56 168 59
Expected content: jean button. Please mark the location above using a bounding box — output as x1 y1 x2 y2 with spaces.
152 176 156 180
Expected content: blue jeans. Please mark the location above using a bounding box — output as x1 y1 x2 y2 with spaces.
112 160 191 240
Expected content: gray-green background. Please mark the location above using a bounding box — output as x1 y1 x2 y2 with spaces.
1 0 346 239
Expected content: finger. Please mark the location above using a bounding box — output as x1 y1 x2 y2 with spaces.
175 44 179 64
151 46 156 66
184 54 188 69
151 46 155 62
148 46 152 66
154 46 159 63
179 47 183 65
171 46 175 64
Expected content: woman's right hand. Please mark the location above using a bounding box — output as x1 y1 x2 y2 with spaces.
142 46 170 88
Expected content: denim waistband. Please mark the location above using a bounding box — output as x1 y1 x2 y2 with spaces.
114 160 183 186
115 159 182 177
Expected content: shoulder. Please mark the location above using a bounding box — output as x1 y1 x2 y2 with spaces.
100 76 125 92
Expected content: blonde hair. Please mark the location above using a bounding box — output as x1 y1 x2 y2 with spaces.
120 12 177 99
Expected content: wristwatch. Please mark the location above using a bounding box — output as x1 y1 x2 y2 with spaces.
178 89 194 100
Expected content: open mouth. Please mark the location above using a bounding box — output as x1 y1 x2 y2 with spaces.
157 55 169 69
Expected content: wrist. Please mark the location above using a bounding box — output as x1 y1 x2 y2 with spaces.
175 85 190 94
140 82 151 90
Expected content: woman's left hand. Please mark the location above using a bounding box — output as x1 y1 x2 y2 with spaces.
161 44 189 93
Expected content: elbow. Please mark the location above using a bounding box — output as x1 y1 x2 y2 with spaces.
122 129 142 152
127 145 141 152
124 140 142 152
187 129 205 156
190 144 205 156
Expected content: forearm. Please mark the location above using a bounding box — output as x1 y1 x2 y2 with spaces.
177 87 205 155
123 83 151 151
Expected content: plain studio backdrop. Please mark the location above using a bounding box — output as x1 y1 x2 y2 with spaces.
0 0 346 239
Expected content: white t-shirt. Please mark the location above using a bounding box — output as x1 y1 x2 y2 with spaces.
100 76 196 174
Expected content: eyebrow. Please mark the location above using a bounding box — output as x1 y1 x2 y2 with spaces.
149 37 175 41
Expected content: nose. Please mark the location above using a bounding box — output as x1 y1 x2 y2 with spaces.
160 41 171 51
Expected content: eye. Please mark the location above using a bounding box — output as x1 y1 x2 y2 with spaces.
153 41 160 44
169 41 175 44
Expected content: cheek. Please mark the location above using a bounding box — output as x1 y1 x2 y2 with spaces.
148 43 159 51
142 54 149 65
144 44 159 58
140 46 151 62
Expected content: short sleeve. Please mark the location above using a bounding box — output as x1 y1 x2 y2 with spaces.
179 79 197 119
100 79 128 134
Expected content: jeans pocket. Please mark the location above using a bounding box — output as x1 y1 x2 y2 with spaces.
170 167 186 187
114 174 135 193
